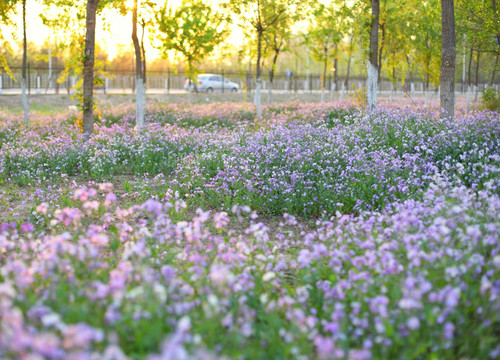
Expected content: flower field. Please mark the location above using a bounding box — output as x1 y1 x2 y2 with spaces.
0 102 499 359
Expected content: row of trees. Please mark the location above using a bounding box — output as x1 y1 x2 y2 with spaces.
1 0 498 134
1 0 28 127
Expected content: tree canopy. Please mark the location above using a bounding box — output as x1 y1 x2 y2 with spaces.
155 0 229 86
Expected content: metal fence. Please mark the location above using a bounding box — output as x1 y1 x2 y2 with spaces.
1 67 498 95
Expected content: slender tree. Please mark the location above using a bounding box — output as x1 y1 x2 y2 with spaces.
42 0 117 133
339 1 367 92
344 35 354 90
490 54 498 86
265 24 288 102
21 0 28 128
367 0 380 109
82 0 100 137
456 0 499 57
307 3 342 103
0 0 16 77
411 0 441 90
263 1 304 102
119 0 153 128
156 0 229 94
226 0 303 117
132 0 145 129
440 0 456 119
139 17 148 85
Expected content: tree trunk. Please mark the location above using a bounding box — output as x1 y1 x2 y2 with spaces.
490 54 499 86
392 66 396 88
424 53 430 90
140 20 147 86
344 37 353 91
267 71 272 102
268 50 279 102
474 50 481 102
391 66 395 101
467 48 473 85
306 51 310 92
423 34 430 90
406 55 415 84
466 40 473 110
270 50 279 84
54 56 60 95
367 0 379 110
21 0 29 129
256 29 262 117
82 0 100 137
246 59 251 101
333 57 338 92
378 23 385 83
321 44 328 103
423 46 430 90
474 50 480 86
132 0 144 129
440 0 456 120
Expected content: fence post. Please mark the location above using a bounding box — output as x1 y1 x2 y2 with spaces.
222 69 224 93
36 74 41 94
0 74 3 95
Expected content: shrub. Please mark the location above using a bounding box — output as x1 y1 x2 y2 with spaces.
480 87 500 111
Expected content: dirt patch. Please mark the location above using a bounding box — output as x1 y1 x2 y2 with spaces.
0 174 319 241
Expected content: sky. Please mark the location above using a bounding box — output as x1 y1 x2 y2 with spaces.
7 0 245 61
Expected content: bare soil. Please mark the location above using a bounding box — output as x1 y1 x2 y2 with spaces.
0 175 317 240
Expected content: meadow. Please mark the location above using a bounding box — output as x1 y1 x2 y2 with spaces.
0 100 499 359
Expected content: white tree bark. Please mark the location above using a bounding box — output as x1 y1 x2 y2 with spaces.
21 0 29 129
466 84 471 112
367 62 378 109
255 30 263 118
368 0 379 110
21 78 29 128
256 77 262 117
440 0 456 120
136 78 145 129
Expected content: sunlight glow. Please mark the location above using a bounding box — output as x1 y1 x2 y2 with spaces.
9 0 244 61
